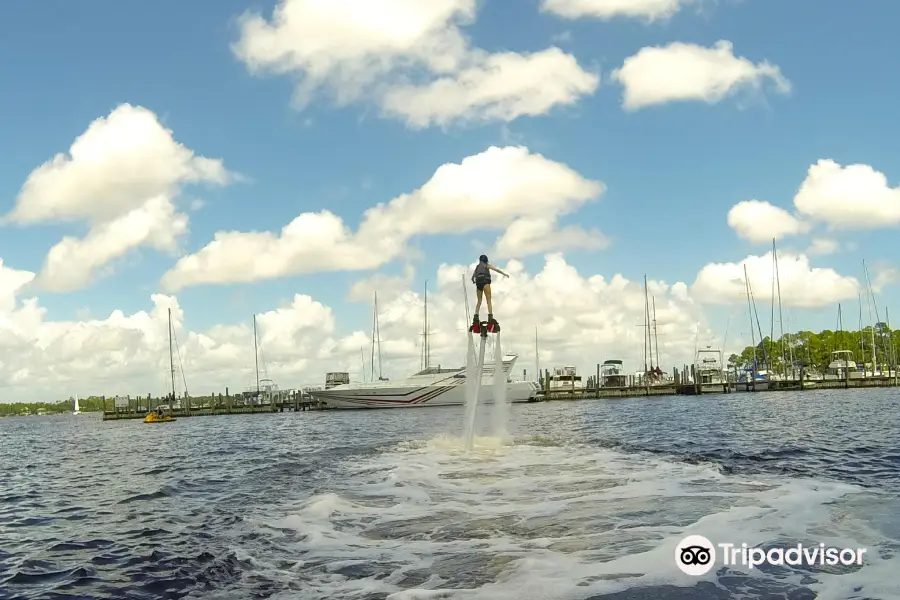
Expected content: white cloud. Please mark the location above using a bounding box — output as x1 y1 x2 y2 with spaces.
726 199 810 243
161 146 606 291
493 216 609 258
232 0 598 128
347 264 417 303
0 254 711 401
611 40 791 110
871 264 900 295
692 251 860 308
3 104 231 292
379 48 599 129
805 238 840 256
725 160 900 243
0 260 35 314
541 0 691 21
793 159 900 229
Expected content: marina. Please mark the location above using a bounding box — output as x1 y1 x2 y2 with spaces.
19 261 899 420
43 258 900 419
93 358 900 420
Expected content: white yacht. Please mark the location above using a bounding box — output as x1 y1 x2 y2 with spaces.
309 354 539 409
694 346 728 392
825 350 862 379
548 365 584 391
600 359 627 387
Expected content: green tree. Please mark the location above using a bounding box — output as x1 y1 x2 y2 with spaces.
732 326 899 374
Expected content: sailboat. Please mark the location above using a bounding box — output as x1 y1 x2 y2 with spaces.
736 264 771 392
863 259 885 377
770 238 796 380
144 308 179 423
642 275 664 383
309 281 539 409
825 303 860 380
370 292 388 382
247 314 280 405
72 394 81 415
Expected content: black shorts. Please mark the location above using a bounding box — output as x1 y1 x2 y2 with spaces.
475 277 491 291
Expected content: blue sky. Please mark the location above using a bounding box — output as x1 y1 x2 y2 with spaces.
1 0 899 392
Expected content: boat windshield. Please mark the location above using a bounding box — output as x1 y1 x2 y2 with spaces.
412 366 462 376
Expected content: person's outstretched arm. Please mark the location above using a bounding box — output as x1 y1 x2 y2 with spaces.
488 264 509 278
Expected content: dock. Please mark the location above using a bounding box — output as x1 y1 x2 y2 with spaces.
538 367 900 401
99 367 900 419
101 388 322 421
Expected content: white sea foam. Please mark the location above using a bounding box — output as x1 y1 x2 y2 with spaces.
240 434 900 599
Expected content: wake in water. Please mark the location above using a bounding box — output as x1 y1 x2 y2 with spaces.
238 434 900 600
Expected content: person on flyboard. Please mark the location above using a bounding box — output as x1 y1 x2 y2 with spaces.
470 254 508 333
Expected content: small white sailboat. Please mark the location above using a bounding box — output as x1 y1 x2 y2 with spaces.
73 394 81 415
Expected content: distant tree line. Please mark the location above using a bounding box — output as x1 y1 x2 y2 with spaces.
0 395 106 417
727 325 899 373
0 391 265 417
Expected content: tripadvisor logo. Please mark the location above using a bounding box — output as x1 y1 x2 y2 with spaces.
676 535 716 576
675 535 867 576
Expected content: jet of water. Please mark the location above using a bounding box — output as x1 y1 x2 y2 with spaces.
462 331 479 449
491 333 511 442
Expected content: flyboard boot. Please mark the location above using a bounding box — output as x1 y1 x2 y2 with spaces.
469 313 481 333
486 313 500 333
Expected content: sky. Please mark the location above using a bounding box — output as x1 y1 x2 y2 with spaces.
1 0 899 402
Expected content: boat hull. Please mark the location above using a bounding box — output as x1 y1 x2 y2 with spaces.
735 381 771 392
311 379 538 409
144 415 176 423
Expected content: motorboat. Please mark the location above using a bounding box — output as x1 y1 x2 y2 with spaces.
600 359 627 387
309 354 539 409
144 408 176 423
735 368 771 392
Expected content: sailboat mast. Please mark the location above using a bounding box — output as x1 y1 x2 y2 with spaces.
360 347 365 381
770 243 776 347
838 303 844 350
773 238 790 376
887 307 896 380
642 275 650 371
652 296 660 369
535 326 540 382
747 271 768 369
864 260 881 372
168 308 176 401
253 314 260 396
858 294 864 363
376 292 383 379
743 265 758 370
423 280 429 370
371 293 376 381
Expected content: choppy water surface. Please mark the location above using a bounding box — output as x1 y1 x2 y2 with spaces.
2 388 899 599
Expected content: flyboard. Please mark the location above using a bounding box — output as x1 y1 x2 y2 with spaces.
462 316 500 450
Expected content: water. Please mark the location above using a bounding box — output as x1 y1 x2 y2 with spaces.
2 388 899 599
